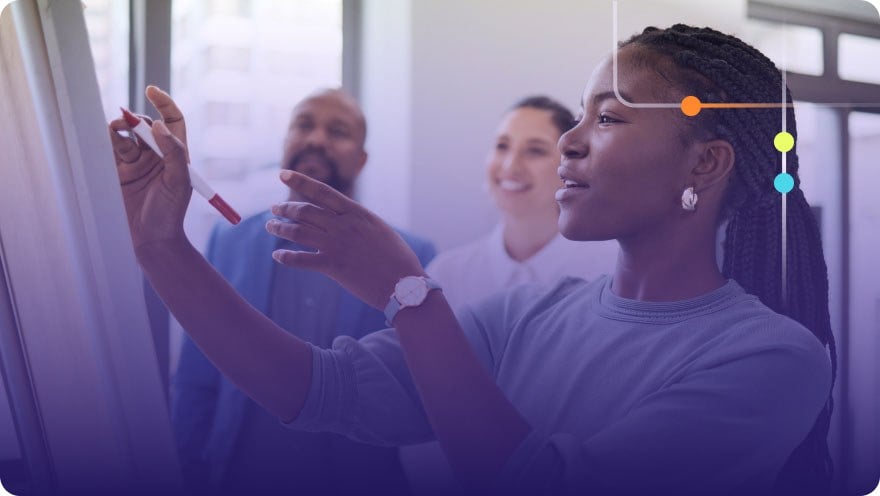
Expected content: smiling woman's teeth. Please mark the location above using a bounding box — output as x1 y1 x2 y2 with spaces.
564 180 582 188
498 179 528 192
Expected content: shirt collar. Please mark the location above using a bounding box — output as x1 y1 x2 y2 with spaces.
488 223 575 286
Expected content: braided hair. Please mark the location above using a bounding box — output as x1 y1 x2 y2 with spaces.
622 25 836 495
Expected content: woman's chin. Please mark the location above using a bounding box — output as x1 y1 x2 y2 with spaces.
559 218 614 242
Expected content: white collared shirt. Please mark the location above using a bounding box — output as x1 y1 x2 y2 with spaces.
427 223 619 310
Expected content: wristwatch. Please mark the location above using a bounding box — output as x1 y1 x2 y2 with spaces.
383 275 442 326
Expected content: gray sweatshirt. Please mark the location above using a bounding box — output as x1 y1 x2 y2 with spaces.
285 275 832 495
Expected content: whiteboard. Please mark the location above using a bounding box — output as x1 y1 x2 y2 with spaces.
0 0 182 493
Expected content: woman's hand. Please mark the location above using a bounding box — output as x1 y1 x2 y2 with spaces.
267 170 426 310
108 86 191 255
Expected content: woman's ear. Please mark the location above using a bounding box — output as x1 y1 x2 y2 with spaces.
691 139 735 190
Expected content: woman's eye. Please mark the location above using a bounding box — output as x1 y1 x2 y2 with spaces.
598 113 618 124
495 142 509 151
527 148 548 156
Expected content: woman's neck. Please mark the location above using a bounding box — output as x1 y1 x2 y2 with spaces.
501 212 559 263
612 221 726 302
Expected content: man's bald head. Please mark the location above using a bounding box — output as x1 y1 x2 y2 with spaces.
294 88 367 147
281 88 369 198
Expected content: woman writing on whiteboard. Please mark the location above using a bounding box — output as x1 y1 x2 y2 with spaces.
110 24 834 495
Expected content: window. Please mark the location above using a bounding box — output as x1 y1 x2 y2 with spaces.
744 19 824 76
208 0 252 18
171 0 343 254
204 100 250 127
839 33 880 84
204 45 252 72
846 112 880 494
168 0 344 375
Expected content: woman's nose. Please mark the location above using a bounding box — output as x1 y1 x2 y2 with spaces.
559 130 587 160
500 153 523 173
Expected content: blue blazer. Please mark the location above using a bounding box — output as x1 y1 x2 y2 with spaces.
171 210 435 492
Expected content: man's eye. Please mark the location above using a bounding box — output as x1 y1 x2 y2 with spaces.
495 142 509 151
329 126 350 138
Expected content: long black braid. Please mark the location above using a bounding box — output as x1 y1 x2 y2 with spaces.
622 25 837 495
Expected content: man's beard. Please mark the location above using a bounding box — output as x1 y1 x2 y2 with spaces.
283 147 352 194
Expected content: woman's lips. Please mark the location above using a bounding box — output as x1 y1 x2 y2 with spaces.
496 179 530 193
555 183 588 201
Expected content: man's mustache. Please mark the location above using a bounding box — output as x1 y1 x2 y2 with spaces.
285 148 336 171
283 147 350 194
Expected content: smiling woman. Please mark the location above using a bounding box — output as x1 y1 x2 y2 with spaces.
421 96 619 312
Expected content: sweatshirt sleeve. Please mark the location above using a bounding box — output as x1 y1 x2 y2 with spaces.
280 283 543 447
281 328 433 446
496 317 833 496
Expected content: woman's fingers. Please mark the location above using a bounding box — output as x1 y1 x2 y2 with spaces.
270 202 333 231
108 118 165 187
146 86 183 122
146 86 186 136
271 249 323 272
108 119 142 163
279 170 354 214
151 120 190 187
266 219 328 250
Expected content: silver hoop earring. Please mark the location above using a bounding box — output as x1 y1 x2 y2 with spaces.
681 186 698 212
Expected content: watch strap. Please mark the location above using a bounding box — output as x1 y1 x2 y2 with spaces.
383 295 402 327
383 276 441 326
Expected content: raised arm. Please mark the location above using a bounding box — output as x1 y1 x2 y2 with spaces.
268 172 533 491
108 87 311 422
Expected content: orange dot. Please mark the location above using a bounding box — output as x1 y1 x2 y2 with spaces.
681 96 702 117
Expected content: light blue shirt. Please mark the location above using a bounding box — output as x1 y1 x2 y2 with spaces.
285 276 832 495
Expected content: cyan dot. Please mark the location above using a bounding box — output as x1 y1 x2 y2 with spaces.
774 173 794 194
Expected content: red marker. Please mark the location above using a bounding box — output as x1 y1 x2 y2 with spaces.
121 107 241 225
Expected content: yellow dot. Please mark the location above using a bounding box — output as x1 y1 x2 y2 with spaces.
680 96 702 117
774 132 794 153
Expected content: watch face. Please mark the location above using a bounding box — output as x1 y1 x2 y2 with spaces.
395 277 428 306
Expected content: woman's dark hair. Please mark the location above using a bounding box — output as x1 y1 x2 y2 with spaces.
621 25 836 495
509 95 576 136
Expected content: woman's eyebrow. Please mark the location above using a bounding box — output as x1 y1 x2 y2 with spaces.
592 90 635 107
579 90 634 114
